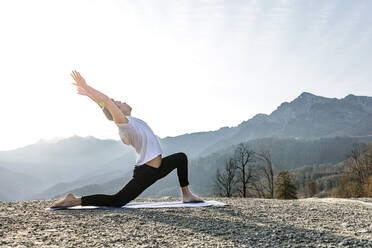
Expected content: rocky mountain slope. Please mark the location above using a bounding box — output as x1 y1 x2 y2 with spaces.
199 92 372 156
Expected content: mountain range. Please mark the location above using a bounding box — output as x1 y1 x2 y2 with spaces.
0 92 371 201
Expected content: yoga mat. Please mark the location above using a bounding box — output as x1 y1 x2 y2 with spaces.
45 200 226 211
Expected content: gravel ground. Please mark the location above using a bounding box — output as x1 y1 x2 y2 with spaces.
0 197 372 247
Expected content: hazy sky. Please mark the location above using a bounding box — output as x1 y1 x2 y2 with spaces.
0 0 371 151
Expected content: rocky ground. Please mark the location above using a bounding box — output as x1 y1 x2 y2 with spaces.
0 197 372 247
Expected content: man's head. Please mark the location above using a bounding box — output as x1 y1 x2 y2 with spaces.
101 98 132 121
112 98 132 116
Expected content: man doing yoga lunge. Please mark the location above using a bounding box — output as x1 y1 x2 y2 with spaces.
50 70 203 208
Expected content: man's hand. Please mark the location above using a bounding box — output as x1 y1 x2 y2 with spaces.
71 70 89 89
70 70 127 124
71 70 94 98
71 70 108 102
75 84 91 97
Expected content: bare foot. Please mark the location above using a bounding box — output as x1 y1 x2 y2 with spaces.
49 193 80 208
182 192 204 203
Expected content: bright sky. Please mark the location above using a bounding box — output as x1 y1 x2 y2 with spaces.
0 0 371 151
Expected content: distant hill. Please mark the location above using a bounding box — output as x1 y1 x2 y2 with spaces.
31 169 129 200
290 162 346 198
0 136 136 187
0 165 44 201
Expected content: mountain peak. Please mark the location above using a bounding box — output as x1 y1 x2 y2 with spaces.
297 92 323 101
343 93 372 106
299 92 316 98
345 94 356 98
292 92 332 105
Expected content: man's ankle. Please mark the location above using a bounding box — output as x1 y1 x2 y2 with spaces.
73 197 82 206
181 186 190 195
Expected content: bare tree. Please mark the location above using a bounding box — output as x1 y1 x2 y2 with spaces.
332 143 372 198
249 168 266 198
255 149 275 199
214 158 237 197
234 143 255 198
348 143 372 186
304 179 317 197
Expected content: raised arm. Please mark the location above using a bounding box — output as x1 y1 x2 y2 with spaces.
71 70 128 124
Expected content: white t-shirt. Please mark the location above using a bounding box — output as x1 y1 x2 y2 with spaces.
115 115 163 166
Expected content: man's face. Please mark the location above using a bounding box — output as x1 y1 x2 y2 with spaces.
114 100 132 114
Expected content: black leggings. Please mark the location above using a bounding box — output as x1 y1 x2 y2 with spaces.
81 152 190 207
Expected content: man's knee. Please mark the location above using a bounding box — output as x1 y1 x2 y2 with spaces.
106 191 134 207
109 195 130 207
178 152 188 163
